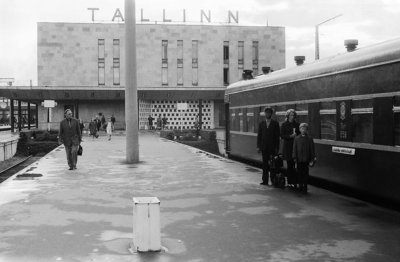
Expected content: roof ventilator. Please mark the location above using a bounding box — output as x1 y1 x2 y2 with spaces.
344 39 358 52
242 69 253 80
294 56 305 66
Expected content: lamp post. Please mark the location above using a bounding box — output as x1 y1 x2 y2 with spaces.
125 0 139 163
315 14 342 60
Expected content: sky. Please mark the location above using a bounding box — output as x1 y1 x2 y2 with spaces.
1 0 399 85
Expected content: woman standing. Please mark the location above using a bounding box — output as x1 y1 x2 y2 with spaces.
280 109 300 189
106 117 113 141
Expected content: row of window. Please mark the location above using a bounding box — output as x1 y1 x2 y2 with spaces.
230 97 400 146
98 39 120 86
162 40 198 86
152 109 211 113
223 41 259 85
153 104 210 108
152 100 211 104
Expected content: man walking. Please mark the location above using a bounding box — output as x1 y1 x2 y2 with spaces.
257 107 280 185
58 109 82 170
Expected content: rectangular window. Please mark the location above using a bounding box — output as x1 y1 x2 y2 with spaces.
351 99 373 143
252 41 258 75
162 40 168 85
223 41 229 85
320 101 336 140
394 96 400 145
238 41 244 70
223 41 229 64
223 68 229 86
275 105 287 125
295 103 309 125
98 39 105 85
162 40 168 61
239 109 244 132
113 39 120 85
192 40 198 86
177 40 183 86
247 108 255 133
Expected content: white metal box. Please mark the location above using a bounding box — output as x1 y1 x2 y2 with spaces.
132 197 161 252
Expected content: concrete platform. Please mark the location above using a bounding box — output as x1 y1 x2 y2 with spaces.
0 131 399 262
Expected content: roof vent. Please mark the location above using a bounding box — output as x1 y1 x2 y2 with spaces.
294 56 305 66
261 66 271 74
344 39 358 52
242 69 253 80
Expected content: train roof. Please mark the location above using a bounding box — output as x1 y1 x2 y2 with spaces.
226 37 400 95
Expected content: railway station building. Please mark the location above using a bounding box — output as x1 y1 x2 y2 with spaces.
1 22 285 130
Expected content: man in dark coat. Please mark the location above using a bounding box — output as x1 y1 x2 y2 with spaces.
257 107 280 185
58 109 82 170
148 115 154 130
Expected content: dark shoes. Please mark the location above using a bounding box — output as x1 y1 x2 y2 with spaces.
260 182 269 186
68 167 73 170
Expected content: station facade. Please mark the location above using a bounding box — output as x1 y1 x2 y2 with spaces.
5 22 285 130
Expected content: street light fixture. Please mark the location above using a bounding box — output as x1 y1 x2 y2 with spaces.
315 14 343 60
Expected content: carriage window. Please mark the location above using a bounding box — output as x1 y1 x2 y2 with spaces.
320 101 336 140
246 108 255 133
295 103 308 125
394 96 400 146
352 99 373 143
230 110 237 132
239 109 244 132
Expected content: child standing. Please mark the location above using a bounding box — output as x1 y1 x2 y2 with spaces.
106 117 113 141
292 123 316 193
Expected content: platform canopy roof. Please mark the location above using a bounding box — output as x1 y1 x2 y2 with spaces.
0 86 225 103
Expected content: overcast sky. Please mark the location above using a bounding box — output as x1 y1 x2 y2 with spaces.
1 0 399 85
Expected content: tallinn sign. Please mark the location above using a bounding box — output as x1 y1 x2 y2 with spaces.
87 8 239 24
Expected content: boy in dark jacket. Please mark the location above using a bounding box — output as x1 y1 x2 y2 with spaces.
292 123 316 193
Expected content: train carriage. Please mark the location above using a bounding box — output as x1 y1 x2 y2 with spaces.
225 38 400 207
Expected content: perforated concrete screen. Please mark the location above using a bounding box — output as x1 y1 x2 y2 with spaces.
141 100 214 130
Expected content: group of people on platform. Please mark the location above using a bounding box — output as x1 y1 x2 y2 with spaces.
257 107 316 193
147 114 168 130
87 113 116 141
58 110 117 171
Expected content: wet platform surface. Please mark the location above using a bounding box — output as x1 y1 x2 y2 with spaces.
0 131 399 262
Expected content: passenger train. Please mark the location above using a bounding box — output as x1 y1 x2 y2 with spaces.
225 38 400 207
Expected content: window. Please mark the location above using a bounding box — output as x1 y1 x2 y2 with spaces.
223 41 229 85
177 40 183 86
192 40 198 85
113 39 120 85
238 41 244 70
223 68 229 86
275 105 287 125
223 41 229 63
239 109 244 132
252 41 259 75
230 109 238 131
320 101 336 140
98 39 105 85
295 103 308 125
246 108 255 133
351 99 373 143
394 96 400 145
162 40 168 85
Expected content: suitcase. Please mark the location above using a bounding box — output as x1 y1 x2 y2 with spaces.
270 155 286 188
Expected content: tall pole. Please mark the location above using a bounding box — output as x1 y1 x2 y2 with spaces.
315 14 342 60
315 26 320 60
125 0 139 163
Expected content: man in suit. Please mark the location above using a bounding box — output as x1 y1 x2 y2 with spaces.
257 107 280 185
58 109 82 170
